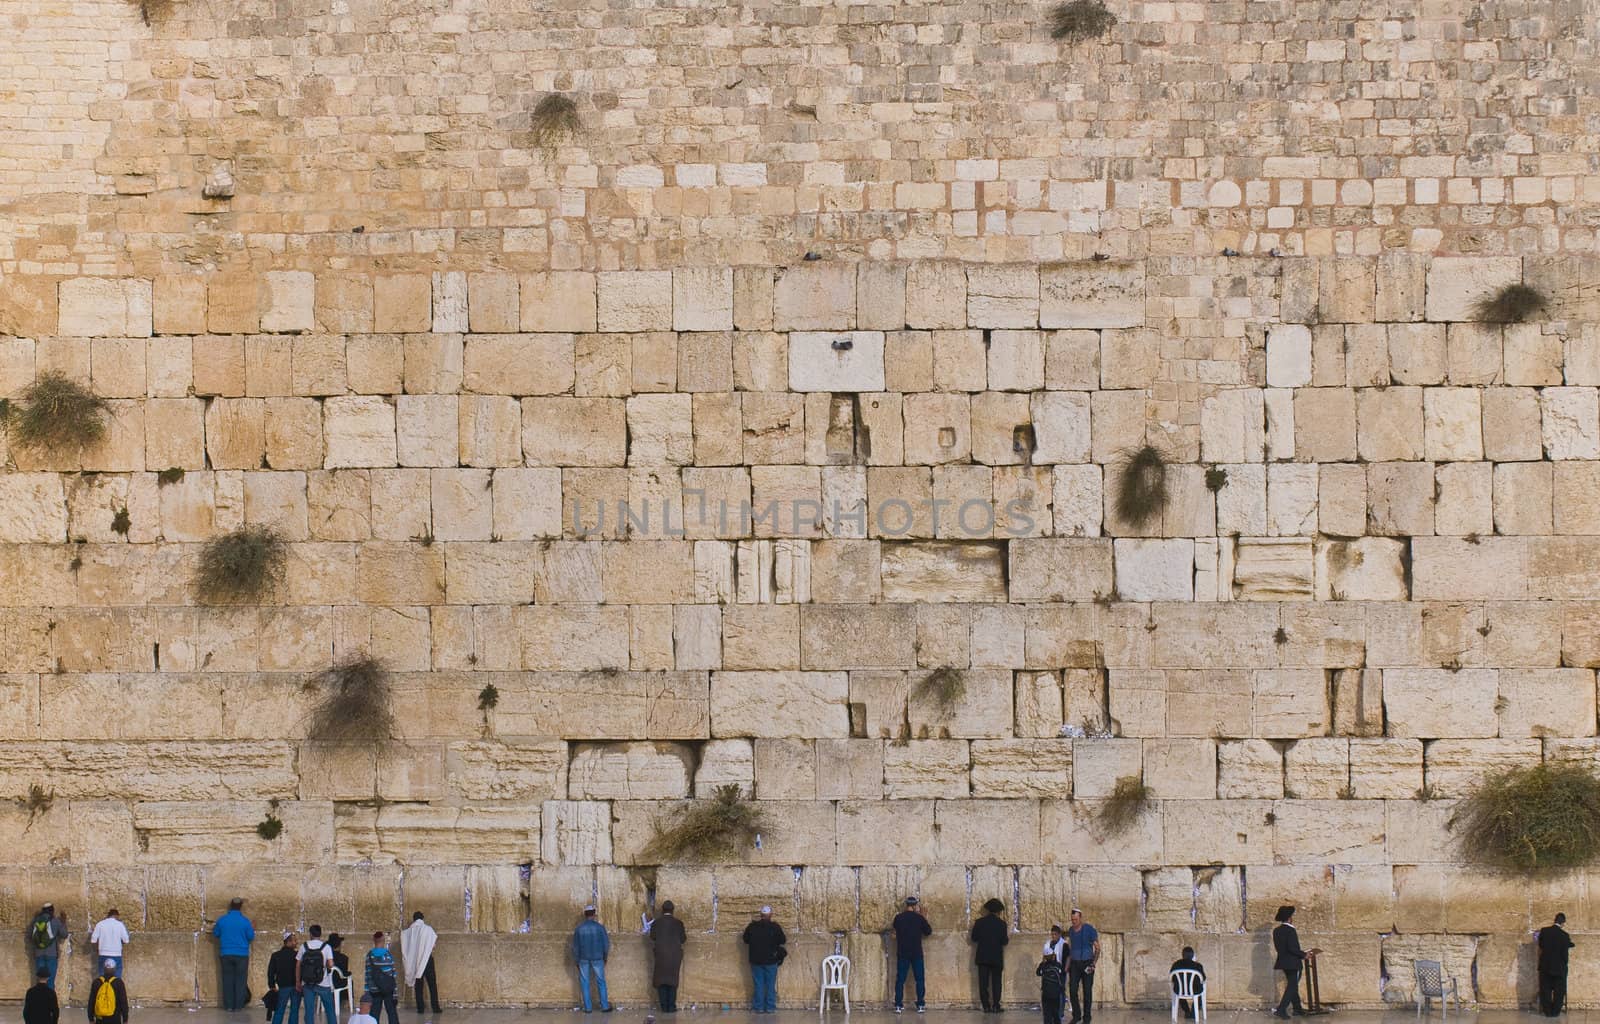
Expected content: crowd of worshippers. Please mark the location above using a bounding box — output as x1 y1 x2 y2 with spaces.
16 898 1579 1022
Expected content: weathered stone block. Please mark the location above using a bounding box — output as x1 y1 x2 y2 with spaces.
787 332 885 392
774 264 855 331
597 271 672 332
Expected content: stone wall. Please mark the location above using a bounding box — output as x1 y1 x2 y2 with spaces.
2 0 1599 1011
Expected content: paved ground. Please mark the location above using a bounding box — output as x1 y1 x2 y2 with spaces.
64 1008 1579 1024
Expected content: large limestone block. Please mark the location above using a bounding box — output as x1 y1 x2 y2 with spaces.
520 271 597 332
671 267 734 332
1349 738 1423 799
445 740 568 801
1231 537 1313 600
1039 261 1144 329
1143 738 1217 799
1164 670 1252 739
1151 603 1279 669
835 800 935 864
815 737 884 799
1425 256 1523 321
1114 539 1193 601
787 332 886 392
1496 669 1596 738
800 604 916 670
967 265 1039 328
774 264 856 331
1201 389 1266 464
881 541 1006 602
135 799 332 863
537 800 608 865
1541 387 1600 460
1424 738 1540 798
1254 669 1331 736
1411 537 1528 600
463 334 575 395
1384 669 1498 738
1315 537 1408 601
1071 738 1141 799
1293 387 1356 461
1273 800 1386 864
1042 797 1162 865
1356 386 1424 461
0 475 67 543
905 263 967 330
323 395 397 468
1267 324 1313 387
710 671 849 738
523 397 625 466
568 741 695 800
970 739 1072 797
936 799 1040 863
1009 538 1114 601
883 739 969 798
1217 740 1283 799
259 271 315 333
597 271 672 332
59 278 152 337
906 667 1012 739
1164 799 1273 866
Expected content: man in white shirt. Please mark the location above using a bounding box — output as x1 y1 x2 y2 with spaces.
348 993 378 1024
90 909 130 979
297 924 337 1024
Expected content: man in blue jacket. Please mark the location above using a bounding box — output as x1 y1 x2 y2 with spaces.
211 897 256 1011
570 906 613 1013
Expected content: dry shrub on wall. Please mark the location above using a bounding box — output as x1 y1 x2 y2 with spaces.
193 525 287 604
1114 444 1169 527
531 93 581 150
4 372 109 455
1048 0 1117 42
1473 283 1548 323
1450 761 1600 872
915 666 966 709
1097 774 1152 836
305 656 396 746
642 784 770 863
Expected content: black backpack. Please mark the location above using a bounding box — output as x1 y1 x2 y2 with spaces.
300 944 327 986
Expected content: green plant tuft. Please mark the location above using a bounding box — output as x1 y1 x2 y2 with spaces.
642 783 770 863
1473 283 1547 324
156 467 186 486
305 656 396 746
1450 761 1600 872
256 814 283 840
5 372 109 455
1097 774 1152 836
111 507 131 536
1048 0 1116 42
915 666 966 708
477 683 500 711
1274 627 1289 644
1114 445 1169 527
194 525 287 604
1205 466 1228 492
531 93 581 150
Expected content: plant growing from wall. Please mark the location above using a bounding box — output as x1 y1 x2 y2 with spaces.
19 784 54 833
1097 774 1151 836
306 656 396 746
111 507 131 536
194 525 287 604
1205 466 1228 492
914 666 966 709
1450 760 1600 871
531 93 581 151
478 684 500 711
256 813 284 840
156 467 186 486
1114 445 1169 527
1473 283 1547 324
4 372 109 455
642 784 770 862
1048 0 1116 42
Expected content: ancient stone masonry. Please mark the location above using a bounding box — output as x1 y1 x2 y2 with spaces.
2 0 1600 1011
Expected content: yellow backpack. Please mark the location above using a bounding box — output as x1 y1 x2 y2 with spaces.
93 978 118 1019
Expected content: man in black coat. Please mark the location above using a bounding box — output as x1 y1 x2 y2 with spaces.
1169 946 1206 1020
970 898 1009 1013
23 966 59 1024
1538 913 1575 1017
266 933 302 1024
1271 905 1305 1019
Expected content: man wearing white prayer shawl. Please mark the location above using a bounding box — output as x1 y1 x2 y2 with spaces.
400 912 441 1015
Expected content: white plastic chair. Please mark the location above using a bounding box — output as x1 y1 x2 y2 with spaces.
331 967 357 1021
1414 959 1459 1019
820 954 851 1014
1170 968 1206 1023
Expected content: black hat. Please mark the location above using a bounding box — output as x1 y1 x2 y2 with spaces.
983 898 1005 914
1275 905 1295 923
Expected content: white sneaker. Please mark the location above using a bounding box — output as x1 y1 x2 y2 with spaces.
894 1008 904 1015
918 1008 927 1015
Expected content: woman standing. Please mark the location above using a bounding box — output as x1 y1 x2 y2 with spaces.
651 901 688 1013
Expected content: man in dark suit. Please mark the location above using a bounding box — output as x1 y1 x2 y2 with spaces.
1169 946 1205 1020
1272 906 1305 1019
1538 913 1575 1017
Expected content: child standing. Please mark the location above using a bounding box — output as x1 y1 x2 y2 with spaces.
1037 952 1065 1024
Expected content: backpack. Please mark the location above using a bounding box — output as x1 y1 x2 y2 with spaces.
300 944 327 986
30 917 52 951
93 978 118 1020
366 949 397 996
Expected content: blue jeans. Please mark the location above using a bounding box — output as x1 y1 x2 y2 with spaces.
578 960 609 1012
35 955 58 990
751 963 779 1012
896 956 926 1008
302 986 335 1024
272 989 301 1024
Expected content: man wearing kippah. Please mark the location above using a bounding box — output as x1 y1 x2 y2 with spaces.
740 906 786 1014
891 896 932 1014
